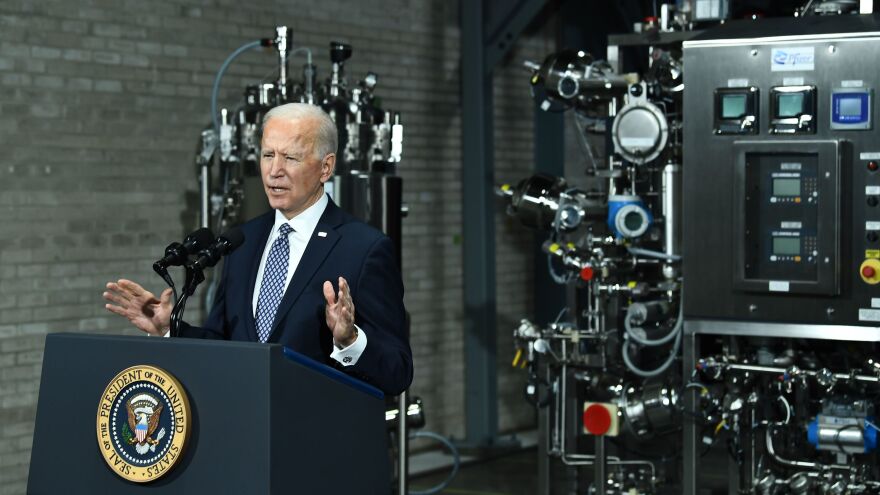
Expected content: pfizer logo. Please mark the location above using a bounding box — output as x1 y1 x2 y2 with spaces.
772 51 788 65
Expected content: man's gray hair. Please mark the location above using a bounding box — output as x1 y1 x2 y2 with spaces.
262 103 338 159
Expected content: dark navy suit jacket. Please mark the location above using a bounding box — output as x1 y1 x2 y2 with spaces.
180 197 413 395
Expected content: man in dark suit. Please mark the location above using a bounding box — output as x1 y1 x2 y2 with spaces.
103 103 412 395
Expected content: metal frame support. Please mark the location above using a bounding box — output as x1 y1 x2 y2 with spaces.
462 0 498 447
682 327 699 495
532 101 566 325
397 391 408 494
461 0 548 447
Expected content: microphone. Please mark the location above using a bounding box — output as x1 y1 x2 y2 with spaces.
190 227 245 271
153 228 215 273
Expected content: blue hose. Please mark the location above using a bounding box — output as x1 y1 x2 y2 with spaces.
211 40 263 132
408 431 460 495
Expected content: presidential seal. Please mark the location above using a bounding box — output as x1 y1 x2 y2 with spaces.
96 365 191 483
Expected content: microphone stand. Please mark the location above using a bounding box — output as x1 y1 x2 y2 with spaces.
153 264 180 304
169 264 206 338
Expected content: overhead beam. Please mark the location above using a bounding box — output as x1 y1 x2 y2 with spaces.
485 0 549 71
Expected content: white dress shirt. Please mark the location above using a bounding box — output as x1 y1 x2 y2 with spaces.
251 194 367 366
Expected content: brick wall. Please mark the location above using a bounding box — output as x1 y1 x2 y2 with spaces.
0 1 552 491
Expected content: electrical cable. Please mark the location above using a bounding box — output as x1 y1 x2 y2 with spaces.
777 395 791 425
546 252 573 284
832 423 861 455
407 431 460 495
572 113 600 174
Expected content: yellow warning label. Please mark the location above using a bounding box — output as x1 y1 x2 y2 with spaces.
867 250 880 259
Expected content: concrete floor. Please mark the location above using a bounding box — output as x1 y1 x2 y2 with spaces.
409 449 539 495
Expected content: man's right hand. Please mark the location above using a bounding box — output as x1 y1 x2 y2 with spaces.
103 279 173 336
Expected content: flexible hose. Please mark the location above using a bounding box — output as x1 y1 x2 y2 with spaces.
211 40 263 132
621 300 683 376
547 252 573 284
408 431 460 495
621 324 681 377
290 46 312 66
623 306 682 346
627 246 682 261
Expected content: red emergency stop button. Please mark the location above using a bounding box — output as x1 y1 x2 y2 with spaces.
869 161 879 172
583 404 612 435
861 259 880 285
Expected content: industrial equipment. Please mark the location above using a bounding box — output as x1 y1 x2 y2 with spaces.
500 26 690 495
197 27 405 260
501 3 880 494
682 13 880 494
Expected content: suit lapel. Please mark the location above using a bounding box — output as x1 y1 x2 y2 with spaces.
244 213 275 342
268 198 345 341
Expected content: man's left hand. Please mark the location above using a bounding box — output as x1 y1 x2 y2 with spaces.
323 277 357 348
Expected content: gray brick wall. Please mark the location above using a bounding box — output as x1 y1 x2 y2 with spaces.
0 1 552 490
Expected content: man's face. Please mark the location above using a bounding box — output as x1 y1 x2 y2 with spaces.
260 117 334 219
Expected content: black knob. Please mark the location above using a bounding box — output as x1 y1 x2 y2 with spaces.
629 84 643 97
329 42 352 63
868 231 879 243
868 196 879 207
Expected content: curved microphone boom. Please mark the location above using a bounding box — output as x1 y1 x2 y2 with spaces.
189 227 246 272
170 227 245 338
153 227 215 277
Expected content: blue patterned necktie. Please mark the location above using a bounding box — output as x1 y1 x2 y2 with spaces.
256 224 294 343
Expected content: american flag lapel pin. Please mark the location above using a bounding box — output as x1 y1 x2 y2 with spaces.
318 231 327 237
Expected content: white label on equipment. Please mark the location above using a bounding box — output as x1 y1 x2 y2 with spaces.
783 77 805 86
728 78 749 88
842 80 865 88
859 309 880 322
769 281 790 292
868 222 880 231
771 46 815 72
872 298 880 308
781 222 802 229
695 0 722 18
780 162 802 170
867 186 880 195
861 152 880 160
620 137 655 147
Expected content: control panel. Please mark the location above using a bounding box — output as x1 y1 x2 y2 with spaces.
683 29 880 325
733 142 839 296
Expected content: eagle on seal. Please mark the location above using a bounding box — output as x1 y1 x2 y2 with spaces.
126 396 163 446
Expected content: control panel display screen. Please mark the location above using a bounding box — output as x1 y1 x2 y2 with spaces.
773 178 801 196
721 94 747 119
714 87 758 135
777 93 804 118
831 89 871 129
773 236 800 256
839 97 862 117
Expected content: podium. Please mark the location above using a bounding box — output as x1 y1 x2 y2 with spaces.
27 333 390 494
